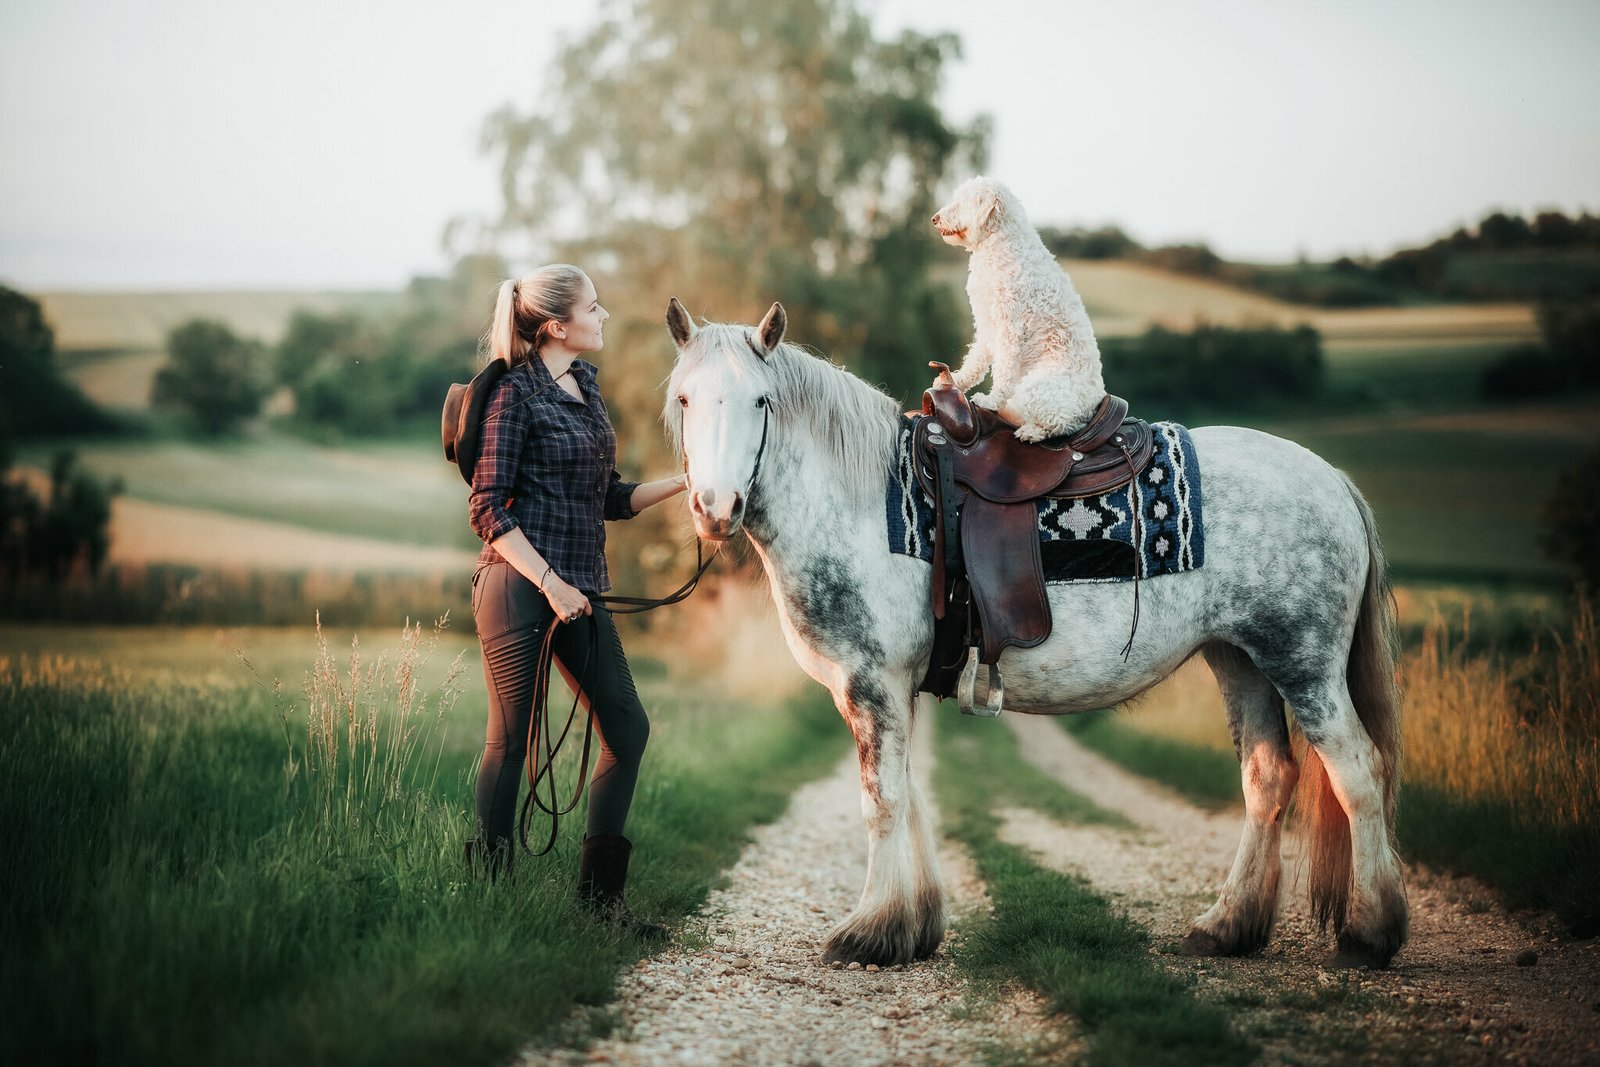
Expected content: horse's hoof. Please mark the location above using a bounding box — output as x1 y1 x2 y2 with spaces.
1327 933 1396 969
1176 928 1224 956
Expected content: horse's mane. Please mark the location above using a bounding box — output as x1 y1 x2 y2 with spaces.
664 322 902 506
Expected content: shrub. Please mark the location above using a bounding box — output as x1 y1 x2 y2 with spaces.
0 445 121 580
151 320 271 436
1540 439 1600 590
1479 298 1600 399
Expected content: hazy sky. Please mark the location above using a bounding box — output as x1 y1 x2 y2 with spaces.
2 0 1596 290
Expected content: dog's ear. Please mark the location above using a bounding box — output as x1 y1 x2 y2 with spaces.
666 297 696 348
976 184 1002 230
756 302 786 352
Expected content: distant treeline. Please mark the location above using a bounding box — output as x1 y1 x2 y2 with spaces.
1101 322 1324 413
1039 209 1600 307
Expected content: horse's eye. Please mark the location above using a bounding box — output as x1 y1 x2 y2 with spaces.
677 395 688 407
755 395 770 409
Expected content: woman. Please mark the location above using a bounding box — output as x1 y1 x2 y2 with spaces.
467 263 685 932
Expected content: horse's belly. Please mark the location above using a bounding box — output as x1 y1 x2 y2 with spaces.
993 577 1208 714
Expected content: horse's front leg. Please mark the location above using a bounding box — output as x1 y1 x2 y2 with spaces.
822 680 946 966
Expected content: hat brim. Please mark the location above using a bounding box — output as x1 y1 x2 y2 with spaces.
443 359 507 485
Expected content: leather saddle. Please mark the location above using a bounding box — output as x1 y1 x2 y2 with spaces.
914 362 1153 714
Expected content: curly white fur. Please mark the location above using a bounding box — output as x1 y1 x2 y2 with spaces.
932 176 1106 441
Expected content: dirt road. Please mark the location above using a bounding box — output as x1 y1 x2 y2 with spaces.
534 712 1600 1064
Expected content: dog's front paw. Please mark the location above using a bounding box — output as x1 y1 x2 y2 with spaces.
1013 422 1049 443
969 391 999 411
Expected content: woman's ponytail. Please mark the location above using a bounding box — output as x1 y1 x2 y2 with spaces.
486 279 520 367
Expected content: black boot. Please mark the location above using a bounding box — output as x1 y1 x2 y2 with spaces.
465 835 514 882
577 833 669 937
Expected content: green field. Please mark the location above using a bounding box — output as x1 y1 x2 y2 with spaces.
0 623 846 1065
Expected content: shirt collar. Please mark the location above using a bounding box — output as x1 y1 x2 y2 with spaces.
525 356 600 397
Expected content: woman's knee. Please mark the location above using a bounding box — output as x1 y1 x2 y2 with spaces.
599 708 650 767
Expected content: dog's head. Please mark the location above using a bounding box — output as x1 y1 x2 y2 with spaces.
932 176 1014 251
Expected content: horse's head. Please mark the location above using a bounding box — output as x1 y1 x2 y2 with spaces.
663 297 786 541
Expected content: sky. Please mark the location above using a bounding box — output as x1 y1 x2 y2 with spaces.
2 0 1596 290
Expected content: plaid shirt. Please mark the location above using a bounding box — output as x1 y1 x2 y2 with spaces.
468 357 639 595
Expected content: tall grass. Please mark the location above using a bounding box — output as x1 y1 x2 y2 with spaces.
0 623 845 1065
1398 599 1600 926
298 614 465 826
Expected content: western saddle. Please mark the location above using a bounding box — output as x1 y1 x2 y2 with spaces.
914 362 1153 716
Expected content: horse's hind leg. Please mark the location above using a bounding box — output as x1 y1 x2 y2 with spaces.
1180 642 1298 956
1289 675 1408 967
822 680 945 966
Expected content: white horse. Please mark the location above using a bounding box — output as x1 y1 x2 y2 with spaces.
663 299 1408 969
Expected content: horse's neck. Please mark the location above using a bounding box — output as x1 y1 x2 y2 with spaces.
744 418 884 584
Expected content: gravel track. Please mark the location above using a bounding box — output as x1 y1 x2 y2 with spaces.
523 706 1597 1065
1000 713 1600 1065
531 715 1058 1066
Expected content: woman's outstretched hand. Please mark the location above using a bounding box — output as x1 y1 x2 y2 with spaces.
543 575 593 624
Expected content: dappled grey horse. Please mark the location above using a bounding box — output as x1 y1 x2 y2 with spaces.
664 299 1407 968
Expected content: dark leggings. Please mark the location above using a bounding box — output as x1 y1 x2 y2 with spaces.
471 561 650 846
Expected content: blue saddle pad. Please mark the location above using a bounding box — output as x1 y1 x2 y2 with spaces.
885 417 1205 582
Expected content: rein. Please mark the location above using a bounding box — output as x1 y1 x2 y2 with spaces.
518 540 722 855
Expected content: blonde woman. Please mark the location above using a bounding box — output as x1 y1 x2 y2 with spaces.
467 264 684 933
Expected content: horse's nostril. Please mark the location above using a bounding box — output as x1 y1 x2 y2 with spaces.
729 492 744 519
700 487 716 509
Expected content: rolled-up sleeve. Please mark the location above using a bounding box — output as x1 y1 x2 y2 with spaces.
468 385 528 543
604 469 639 521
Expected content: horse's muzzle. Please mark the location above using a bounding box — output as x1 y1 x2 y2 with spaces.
691 487 744 540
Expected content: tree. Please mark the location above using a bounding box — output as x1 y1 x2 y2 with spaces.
151 320 270 436
474 0 988 406
0 285 113 439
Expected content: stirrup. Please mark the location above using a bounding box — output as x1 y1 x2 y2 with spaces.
957 652 1004 717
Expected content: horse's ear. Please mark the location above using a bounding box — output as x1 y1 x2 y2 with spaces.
757 302 786 352
666 297 696 349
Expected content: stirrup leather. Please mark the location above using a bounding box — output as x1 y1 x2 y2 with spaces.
957 652 1004 717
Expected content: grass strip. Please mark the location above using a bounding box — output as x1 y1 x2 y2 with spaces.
935 714 1255 1066
1058 710 1242 810
0 646 845 1066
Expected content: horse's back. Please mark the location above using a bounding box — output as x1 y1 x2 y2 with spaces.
1000 423 1374 715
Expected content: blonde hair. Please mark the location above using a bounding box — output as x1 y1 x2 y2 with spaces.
484 263 589 367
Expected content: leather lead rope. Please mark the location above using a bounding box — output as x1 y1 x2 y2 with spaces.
517 539 722 855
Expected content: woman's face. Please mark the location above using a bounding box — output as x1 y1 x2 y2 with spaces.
555 275 609 355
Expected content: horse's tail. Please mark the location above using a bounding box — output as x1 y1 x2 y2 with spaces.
1298 475 1402 931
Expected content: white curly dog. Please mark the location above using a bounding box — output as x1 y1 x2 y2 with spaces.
932 176 1106 442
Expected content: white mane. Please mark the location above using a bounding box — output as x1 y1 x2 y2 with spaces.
664 323 901 507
